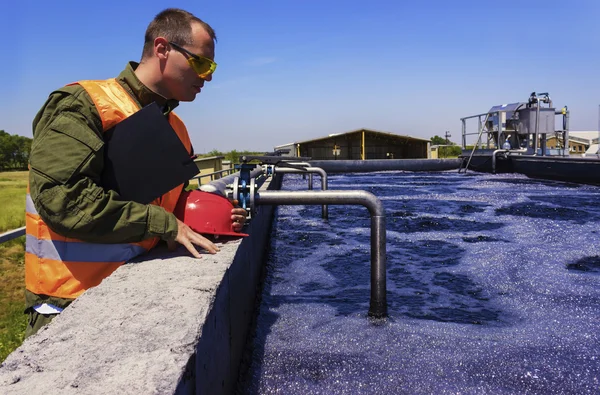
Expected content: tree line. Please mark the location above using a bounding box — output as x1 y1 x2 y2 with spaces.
0 130 32 171
201 149 266 164
430 135 462 158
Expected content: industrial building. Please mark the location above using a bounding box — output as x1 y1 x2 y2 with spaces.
274 129 431 160
546 131 599 155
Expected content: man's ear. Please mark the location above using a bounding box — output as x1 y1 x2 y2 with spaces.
154 37 170 60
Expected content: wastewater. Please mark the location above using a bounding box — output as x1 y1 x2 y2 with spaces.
242 171 600 394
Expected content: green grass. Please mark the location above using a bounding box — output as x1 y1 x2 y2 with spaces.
0 171 27 362
0 171 28 233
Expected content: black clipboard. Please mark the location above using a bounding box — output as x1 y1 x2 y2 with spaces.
101 102 199 204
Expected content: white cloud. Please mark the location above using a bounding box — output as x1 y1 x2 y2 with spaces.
244 57 277 66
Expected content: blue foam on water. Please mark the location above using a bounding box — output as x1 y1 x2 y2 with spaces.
244 171 600 394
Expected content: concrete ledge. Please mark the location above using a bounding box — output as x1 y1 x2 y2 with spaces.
0 175 282 395
308 158 461 173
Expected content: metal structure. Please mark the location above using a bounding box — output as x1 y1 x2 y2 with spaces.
229 155 330 219
223 156 388 318
255 190 387 318
460 92 570 173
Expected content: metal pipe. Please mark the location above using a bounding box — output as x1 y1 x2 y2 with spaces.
491 148 527 174
288 161 311 168
565 110 570 157
462 119 467 149
308 174 313 190
307 159 461 173
478 116 483 148
496 111 504 148
255 190 387 318
533 100 541 155
275 167 329 219
200 166 263 196
491 149 507 174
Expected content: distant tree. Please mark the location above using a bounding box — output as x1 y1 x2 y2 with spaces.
207 149 223 157
439 145 463 158
430 135 447 145
0 130 32 170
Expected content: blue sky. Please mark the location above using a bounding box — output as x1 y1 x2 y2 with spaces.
1 0 599 152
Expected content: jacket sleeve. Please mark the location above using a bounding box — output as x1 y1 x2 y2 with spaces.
28 86 179 243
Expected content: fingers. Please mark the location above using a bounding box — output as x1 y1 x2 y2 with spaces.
189 231 219 254
231 208 248 232
231 207 246 215
175 218 220 258
181 238 203 259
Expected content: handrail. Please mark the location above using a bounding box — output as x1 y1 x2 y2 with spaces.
191 168 237 184
460 112 491 173
0 226 26 244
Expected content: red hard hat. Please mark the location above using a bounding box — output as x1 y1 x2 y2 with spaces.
174 190 248 237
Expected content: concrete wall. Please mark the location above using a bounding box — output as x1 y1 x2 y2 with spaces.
0 175 282 395
307 158 462 173
192 156 226 186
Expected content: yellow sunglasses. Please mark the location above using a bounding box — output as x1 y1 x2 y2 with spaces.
169 41 217 78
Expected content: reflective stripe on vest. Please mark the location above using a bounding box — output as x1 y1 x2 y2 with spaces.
25 78 192 299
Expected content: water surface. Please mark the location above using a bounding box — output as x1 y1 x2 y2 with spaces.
244 171 600 394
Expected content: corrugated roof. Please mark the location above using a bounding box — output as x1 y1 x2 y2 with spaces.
294 128 430 145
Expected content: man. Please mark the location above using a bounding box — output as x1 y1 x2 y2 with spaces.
25 8 247 337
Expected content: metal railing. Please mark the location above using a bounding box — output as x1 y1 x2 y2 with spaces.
191 168 237 185
0 226 26 244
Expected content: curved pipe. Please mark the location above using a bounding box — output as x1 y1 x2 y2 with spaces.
255 190 387 318
274 167 329 219
492 148 528 174
491 149 508 174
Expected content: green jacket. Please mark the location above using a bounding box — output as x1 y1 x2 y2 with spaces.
29 62 184 244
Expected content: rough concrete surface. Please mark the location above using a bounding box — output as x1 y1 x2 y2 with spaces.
0 240 241 395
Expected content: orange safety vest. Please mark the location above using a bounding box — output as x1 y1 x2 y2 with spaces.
25 79 192 299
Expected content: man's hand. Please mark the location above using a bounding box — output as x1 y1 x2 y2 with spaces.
231 207 248 232
169 218 219 258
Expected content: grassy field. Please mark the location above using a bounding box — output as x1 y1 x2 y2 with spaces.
0 171 28 362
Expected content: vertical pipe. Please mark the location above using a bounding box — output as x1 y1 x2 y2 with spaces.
533 100 541 155
296 144 300 158
362 130 365 160
370 215 387 318
321 174 328 220
498 111 503 149
308 174 313 190
254 190 387 318
565 110 570 157
462 119 467 149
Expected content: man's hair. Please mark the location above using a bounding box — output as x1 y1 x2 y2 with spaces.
141 8 217 60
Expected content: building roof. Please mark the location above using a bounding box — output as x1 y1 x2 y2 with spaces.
570 131 600 141
292 128 430 145
585 144 599 155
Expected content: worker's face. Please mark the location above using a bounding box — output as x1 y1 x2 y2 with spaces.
163 23 215 102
